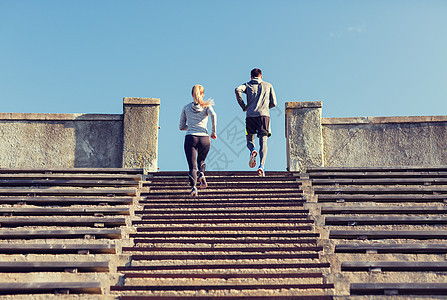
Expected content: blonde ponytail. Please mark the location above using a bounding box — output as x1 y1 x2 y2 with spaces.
192 85 214 107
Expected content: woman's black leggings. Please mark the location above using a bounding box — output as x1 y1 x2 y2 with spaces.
184 135 211 187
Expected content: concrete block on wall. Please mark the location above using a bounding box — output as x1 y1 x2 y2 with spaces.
122 97 160 173
285 101 324 172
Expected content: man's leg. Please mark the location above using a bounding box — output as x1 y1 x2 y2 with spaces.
246 134 257 168
246 134 256 152
259 134 268 167
257 116 270 176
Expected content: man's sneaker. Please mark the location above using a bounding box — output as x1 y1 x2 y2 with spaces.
190 186 198 197
257 165 265 177
198 172 208 189
249 150 258 168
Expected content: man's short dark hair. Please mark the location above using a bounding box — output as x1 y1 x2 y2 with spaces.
251 68 262 78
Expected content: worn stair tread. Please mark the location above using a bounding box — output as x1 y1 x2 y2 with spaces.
0 173 141 180
136 226 312 232
0 167 143 174
123 246 323 252
140 199 303 204
314 186 447 194
312 178 447 185
325 216 447 225
0 207 130 215
133 238 318 244
0 282 102 295
0 196 134 205
149 171 293 177
134 219 314 225
350 282 447 295
122 272 324 279
0 243 115 254
317 194 447 202
137 209 308 215
140 203 304 209
321 206 447 214
130 233 318 238
120 296 332 300
131 253 320 260
143 194 303 200
335 243 447 253
118 262 330 271
0 228 121 239
330 230 447 239
0 261 109 272
342 261 447 271
0 216 126 227
111 283 334 291
139 214 309 219
0 179 140 187
0 188 137 196
307 166 447 172
309 171 447 179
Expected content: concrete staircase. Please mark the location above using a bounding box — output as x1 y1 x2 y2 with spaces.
0 168 142 299
307 166 447 298
112 171 334 299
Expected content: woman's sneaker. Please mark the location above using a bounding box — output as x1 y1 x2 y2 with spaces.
257 165 265 177
198 172 208 189
190 186 198 197
249 150 258 168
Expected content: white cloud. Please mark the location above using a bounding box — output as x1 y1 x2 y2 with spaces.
347 26 364 34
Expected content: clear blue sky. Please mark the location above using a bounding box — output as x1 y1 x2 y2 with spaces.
1 0 446 171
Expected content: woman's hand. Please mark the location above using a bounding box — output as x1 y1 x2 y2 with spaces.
211 133 217 140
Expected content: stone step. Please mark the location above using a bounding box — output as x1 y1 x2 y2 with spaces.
325 216 447 226
0 179 140 187
330 230 447 240
321 205 447 214
342 261 447 272
350 283 447 296
0 196 134 206
0 207 130 216
309 171 447 179
123 246 323 253
119 296 332 300
314 186 447 194
335 243 447 254
0 168 143 174
0 282 102 295
312 177 447 185
0 243 116 254
317 194 447 203
133 238 318 245
0 216 126 227
0 229 122 240
0 188 137 197
0 261 109 272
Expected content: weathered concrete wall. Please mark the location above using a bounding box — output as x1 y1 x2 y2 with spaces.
323 116 447 167
0 114 123 168
286 101 447 171
0 97 160 171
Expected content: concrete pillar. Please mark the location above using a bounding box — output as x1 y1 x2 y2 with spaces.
285 101 323 172
122 97 160 173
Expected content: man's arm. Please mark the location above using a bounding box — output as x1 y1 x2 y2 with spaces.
269 85 277 108
235 84 247 111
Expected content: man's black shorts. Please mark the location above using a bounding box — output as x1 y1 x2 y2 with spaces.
246 116 271 137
